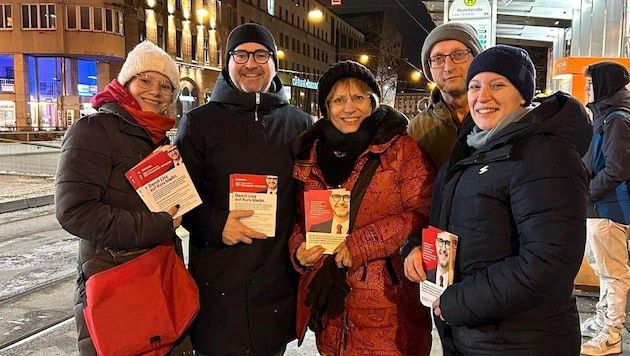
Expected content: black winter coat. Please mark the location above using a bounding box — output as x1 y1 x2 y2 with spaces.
431 92 591 355
174 70 312 355
55 103 177 355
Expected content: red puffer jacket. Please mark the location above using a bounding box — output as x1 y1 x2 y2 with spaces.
289 106 435 355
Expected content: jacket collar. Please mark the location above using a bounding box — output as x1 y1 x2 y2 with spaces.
209 69 288 111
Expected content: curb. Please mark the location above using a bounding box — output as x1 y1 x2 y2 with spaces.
0 194 54 214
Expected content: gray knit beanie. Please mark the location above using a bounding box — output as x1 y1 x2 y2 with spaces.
421 22 483 82
317 60 381 118
466 45 536 105
226 23 278 68
117 41 179 96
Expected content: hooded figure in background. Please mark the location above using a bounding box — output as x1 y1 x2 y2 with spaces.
429 45 592 355
580 61 630 356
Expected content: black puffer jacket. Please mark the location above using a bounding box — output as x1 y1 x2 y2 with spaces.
431 92 591 355
56 102 176 355
174 69 312 355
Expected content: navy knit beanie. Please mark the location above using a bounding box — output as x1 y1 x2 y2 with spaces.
317 60 381 118
466 45 536 105
226 23 278 68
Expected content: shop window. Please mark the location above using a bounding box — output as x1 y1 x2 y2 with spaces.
0 54 14 93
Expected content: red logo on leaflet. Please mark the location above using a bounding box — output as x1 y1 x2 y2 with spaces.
331 0 341 5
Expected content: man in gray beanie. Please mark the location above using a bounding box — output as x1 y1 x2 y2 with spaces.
403 22 483 282
407 22 482 170
174 22 312 356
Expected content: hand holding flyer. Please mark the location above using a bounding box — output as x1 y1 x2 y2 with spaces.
229 174 278 237
304 188 350 254
419 226 458 307
125 145 202 219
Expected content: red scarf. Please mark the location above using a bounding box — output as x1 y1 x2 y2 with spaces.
91 80 175 144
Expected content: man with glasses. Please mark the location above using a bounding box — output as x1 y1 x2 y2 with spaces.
402 22 482 283
309 189 351 234
174 23 312 356
407 22 482 171
426 235 454 288
580 62 630 356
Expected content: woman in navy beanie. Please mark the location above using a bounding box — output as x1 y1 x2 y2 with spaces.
428 44 593 355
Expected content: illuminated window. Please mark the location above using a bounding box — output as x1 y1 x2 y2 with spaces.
0 4 13 29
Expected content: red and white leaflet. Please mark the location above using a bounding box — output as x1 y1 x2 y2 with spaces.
124 145 202 219
420 226 458 307
304 188 349 254
229 174 278 237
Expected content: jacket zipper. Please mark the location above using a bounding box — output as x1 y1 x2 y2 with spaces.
254 92 260 121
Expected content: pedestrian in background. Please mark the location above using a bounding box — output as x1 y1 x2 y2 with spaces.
289 60 435 355
55 41 191 355
580 61 630 356
429 45 591 355
174 23 312 355
401 22 483 282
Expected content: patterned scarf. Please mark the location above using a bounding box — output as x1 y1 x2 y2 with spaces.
91 80 175 144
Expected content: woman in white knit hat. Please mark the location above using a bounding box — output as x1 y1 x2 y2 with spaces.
55 41 193 355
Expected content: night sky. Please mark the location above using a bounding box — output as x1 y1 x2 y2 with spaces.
316 0 436 68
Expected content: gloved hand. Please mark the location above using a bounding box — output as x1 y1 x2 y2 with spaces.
305 255 350 330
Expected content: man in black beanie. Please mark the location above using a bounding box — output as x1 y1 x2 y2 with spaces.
174 22 312 356
580 61 630 356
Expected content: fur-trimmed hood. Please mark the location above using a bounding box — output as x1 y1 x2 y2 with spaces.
292 105 409 161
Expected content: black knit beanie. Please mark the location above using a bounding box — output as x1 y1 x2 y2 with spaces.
226 23 278 68
318 60 381 118
466 45 536 105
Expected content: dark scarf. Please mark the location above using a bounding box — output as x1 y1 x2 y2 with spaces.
91 79 175 145
316 112 383 187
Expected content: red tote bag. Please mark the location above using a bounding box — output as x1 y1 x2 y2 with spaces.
83 244 199 356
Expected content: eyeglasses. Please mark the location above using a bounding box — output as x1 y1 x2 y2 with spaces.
428 49 472 69
229 50 274 64
586 80 593 90
133 74 174 95
329 94 370 106
331 194 351 202
436 238 451 249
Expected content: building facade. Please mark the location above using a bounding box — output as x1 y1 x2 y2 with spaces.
0 0 369 131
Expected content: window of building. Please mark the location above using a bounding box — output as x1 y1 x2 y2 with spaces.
138 18 146 41
203 38 209 63
76 59 97 97
93 7 102 31
79 6 90 30
22 3 55 29
216 44 222 67
176 29 182 58
0 54 14 93
175 0 182 11
157 24 165 48
0 4 13 29
105 8 112 32
191 34 197 62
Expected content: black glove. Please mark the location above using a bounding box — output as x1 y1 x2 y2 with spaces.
305 255 350 330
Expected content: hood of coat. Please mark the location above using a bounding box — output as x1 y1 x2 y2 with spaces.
589 62 630 102
478 91 592 157
587 88 630 132
209 69 288 111
292 105 409 161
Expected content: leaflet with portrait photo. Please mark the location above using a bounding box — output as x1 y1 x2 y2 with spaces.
304 189 350 254
420 226 458 307
228 174 278 237
125 145 202 219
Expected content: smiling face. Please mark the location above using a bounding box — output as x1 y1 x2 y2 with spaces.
228 42 276 93
326 78 375 134
329 191 350 220
429 40 473 97
436 237 450 269
127 71 173 113
467 72 525 131
265 176 278 190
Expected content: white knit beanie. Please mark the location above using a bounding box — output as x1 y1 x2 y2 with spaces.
117 41 179 94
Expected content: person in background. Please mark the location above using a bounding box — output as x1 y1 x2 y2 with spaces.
580 61 630 356
428 45 591 355
55 41 191 355
174 23 312 356
407 22 483 170
289 60 435 355
401 22 483 281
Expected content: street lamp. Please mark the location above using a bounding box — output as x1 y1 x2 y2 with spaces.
307 9 323 22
